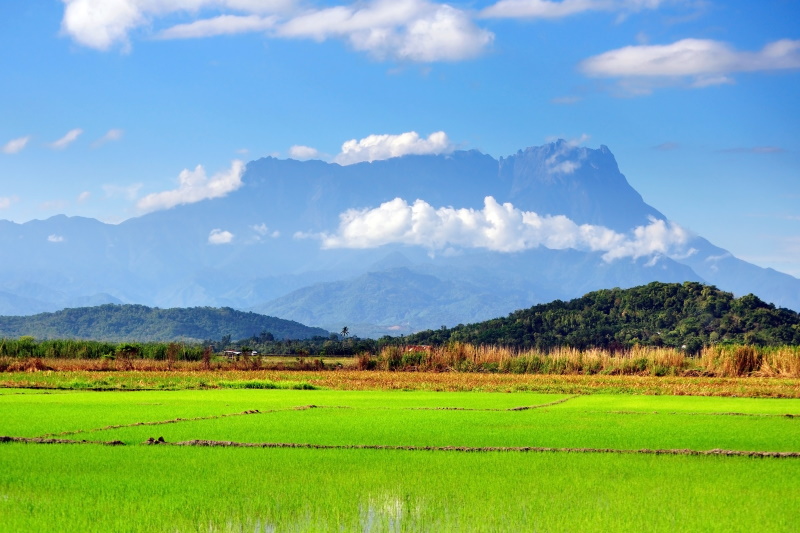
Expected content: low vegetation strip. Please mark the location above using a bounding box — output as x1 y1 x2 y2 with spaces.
407 394 579 411
4 435 798 459
37 408 269 438
609 410 799 418
0 436 124 446
165 439 800 458
7 370 797 397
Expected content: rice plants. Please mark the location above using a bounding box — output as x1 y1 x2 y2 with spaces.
1 442 798 532
2 389 800 532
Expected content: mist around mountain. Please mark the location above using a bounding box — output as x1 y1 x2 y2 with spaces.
1 140 798 338
0 305 329 343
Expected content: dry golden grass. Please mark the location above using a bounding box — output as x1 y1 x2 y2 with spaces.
373 344 800 378
1 369 798 397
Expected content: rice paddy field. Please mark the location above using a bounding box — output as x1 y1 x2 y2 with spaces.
2 376 800 532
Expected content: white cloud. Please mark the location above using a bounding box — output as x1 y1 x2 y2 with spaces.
49 128 83 150
549 160 581 174
157 14 276 39
48 234 65 243
77 191 91 203
334 130 453 165
279 0 493 62
481 0 671 19
60 0 293 50
2 136 31 154
208 228 234 244
580 38 800 92
61 0 492 62
251 223 280 240
92 128 124 148
544 134 590 174
136 159 245 213
319 196 691 261
103 182 143 200
289 145 320 160
0 196 19 209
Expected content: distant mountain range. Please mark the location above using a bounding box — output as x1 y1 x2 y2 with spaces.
0 305 329 343
1 140 798 338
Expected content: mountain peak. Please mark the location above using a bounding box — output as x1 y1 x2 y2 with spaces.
497 142 662 230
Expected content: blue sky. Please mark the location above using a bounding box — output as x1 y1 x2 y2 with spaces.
1 0 798 276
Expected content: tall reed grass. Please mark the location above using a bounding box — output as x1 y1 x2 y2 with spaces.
1 337 798 377
370 343 800 377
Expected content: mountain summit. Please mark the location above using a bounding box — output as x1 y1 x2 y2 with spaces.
1 142 797 337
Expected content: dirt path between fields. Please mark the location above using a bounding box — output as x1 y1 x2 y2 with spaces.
4 433 798 458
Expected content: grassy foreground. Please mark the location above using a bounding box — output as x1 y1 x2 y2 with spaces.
3 444 798 532
1 387 799 532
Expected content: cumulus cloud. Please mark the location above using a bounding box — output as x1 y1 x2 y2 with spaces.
137 160 244 213
49 128 83 150
91 128 124 148
2 136 31 154
481 0 670 19
580 38 800 93
334 130 453 165
47 234 65 243
208 228 234 244
319 196 691 262
289 145 320 160
61 0 492 62
251 223 280 239
157 14 276 39
60 0 293 50
281 0 493 62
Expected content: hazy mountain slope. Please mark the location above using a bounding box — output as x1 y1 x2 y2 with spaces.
255 251 702 337
0 141 797 334
0 305 329 342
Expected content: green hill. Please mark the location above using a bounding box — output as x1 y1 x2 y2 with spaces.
406 282 800 352
0 304 330 342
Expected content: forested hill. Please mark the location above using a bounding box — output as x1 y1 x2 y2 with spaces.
0 305 330 342
406 282 800 352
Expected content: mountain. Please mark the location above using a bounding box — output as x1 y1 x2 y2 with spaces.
1 140 798 337
0 305 330 342
404 282 800 351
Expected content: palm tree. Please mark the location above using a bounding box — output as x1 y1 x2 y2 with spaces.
340 326 349 339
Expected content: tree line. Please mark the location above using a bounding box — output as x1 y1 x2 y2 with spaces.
405 282 800 353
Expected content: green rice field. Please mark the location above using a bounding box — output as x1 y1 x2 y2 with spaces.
2 387 799 531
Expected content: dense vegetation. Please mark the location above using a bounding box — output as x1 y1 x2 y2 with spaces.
0 304 329 342
407 282 800 352
0 335 382 361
